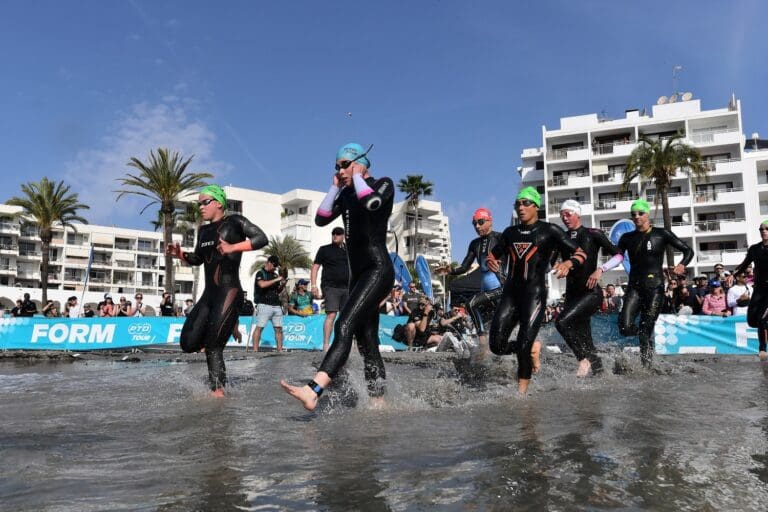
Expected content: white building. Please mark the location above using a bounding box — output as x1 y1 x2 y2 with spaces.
518 95 765 299
0 185 452 311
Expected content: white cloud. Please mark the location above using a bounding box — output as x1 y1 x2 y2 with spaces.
63 100 228 230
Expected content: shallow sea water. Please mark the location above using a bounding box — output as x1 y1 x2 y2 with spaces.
2 346 768 511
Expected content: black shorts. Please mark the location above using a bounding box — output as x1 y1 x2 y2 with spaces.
322 286 349 313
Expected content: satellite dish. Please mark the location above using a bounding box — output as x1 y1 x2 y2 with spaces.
681 92 693 101
657 96 668 105
669 93 679 103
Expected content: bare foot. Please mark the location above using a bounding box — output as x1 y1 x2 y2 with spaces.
531 340 542 373
576 359 591 378
280 379 318 411
368 396 387 410
760 350 768 361
210 388 225 398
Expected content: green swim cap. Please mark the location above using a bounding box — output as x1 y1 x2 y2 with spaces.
200 185 227 209
516 186 541 207
630 199 650 213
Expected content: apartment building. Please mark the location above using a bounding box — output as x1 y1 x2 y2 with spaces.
519 95 766 299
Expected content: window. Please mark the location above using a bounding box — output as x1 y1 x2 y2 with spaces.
137 239 154 252
535 160 544 170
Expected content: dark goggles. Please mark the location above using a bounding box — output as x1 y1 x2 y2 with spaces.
630 210 647 217
515 199 536 208
198 198 215 206
472 219 488 227
335 144 374 171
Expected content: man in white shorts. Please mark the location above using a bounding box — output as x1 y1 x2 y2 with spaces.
252 255 287 352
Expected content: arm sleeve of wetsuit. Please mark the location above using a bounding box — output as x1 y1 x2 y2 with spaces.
315 185 342 226
182 250 203 266
594 229 621 256
490 228 513 261
733 247 754 276
451 245 475 275
552 225 586 266
665 229 694 266
236 215 269 250
353 175 394 212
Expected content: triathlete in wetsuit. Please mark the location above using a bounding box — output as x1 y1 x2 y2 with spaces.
555 200 623 376
487 187 586 394
282 143 394 410
733 220 768 360
617 199 694 367
437 208 507 353
167 185 268 397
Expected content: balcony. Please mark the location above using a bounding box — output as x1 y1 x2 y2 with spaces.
0 222 20 234
547 147 589 162
0 263 14 274
592 140 637 158
693 188 745 206
592 172 625 186
701 158 741 176
645 191 692 209
547 201 593 216
697 249 746 266
403 219 443 236
19 228 38 239
18 250 42 258
694 218 747 235
548 172 591 189
17 269 41 280
281 213 313 228
688 128 741 146
0 243 17 254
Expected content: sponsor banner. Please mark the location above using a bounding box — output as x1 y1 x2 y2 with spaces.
0 315 410 352
655 314 759 355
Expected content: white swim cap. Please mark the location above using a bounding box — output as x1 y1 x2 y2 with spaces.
560 199 582 216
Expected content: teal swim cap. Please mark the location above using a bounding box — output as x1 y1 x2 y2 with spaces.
336 142 371 169
200 185 227 209
630 199 650 213
516 186 541 207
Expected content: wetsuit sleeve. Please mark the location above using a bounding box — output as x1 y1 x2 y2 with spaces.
451 244 476 275
552 224 586 266
593 229 621 256
489 229 510 260
353 175 394 212
733 246 755 276
237 215 269 250
315 185 343 226
664 229 694 266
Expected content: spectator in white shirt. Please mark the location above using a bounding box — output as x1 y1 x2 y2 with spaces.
727 271 752 316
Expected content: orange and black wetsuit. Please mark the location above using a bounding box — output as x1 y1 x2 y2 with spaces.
489 221 585 380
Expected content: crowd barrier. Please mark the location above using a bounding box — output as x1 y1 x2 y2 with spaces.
0 312 758 355
0 314 409 352
655 314 759 355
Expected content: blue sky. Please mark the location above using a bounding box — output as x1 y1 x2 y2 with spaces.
1 0 766 260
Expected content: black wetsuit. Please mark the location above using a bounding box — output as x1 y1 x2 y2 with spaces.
489 221 585 380
450 231 507 335
315 176 394 397
555 226 621 374
180 215 267 390
734 242 768 351
617 227 694 366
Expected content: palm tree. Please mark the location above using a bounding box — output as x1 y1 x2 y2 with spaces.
623 133 707 265
397 174 434 262
7 178 89 304
115 148 212 293
249 235 312 277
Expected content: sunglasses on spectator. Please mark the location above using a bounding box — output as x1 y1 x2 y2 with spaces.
472 219 488 227
335 144 374 171
198 198 216 206
514 200 536 208
135 296 142 300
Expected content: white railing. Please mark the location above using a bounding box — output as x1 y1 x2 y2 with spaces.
694 218 745 232
689 127 739 144
592 139 633 155
281 213 313 225
693 187 744 203
697 248 744 263
700 157 740 172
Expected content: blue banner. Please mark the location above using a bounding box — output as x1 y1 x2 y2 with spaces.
655 314 759 355
390 252 412 288
415 254 433 299
0 315 410 352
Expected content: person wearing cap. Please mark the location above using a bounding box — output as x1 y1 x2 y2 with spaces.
288 279 314 316
252 255 288 352
702 280 730 317
166 184 268 397
282 142 395 410
485 186 587 394
616 198 694 368
726 271 752 317
555 199 623 376
310 226 350 350
436 207 507 358
733 219 768 360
